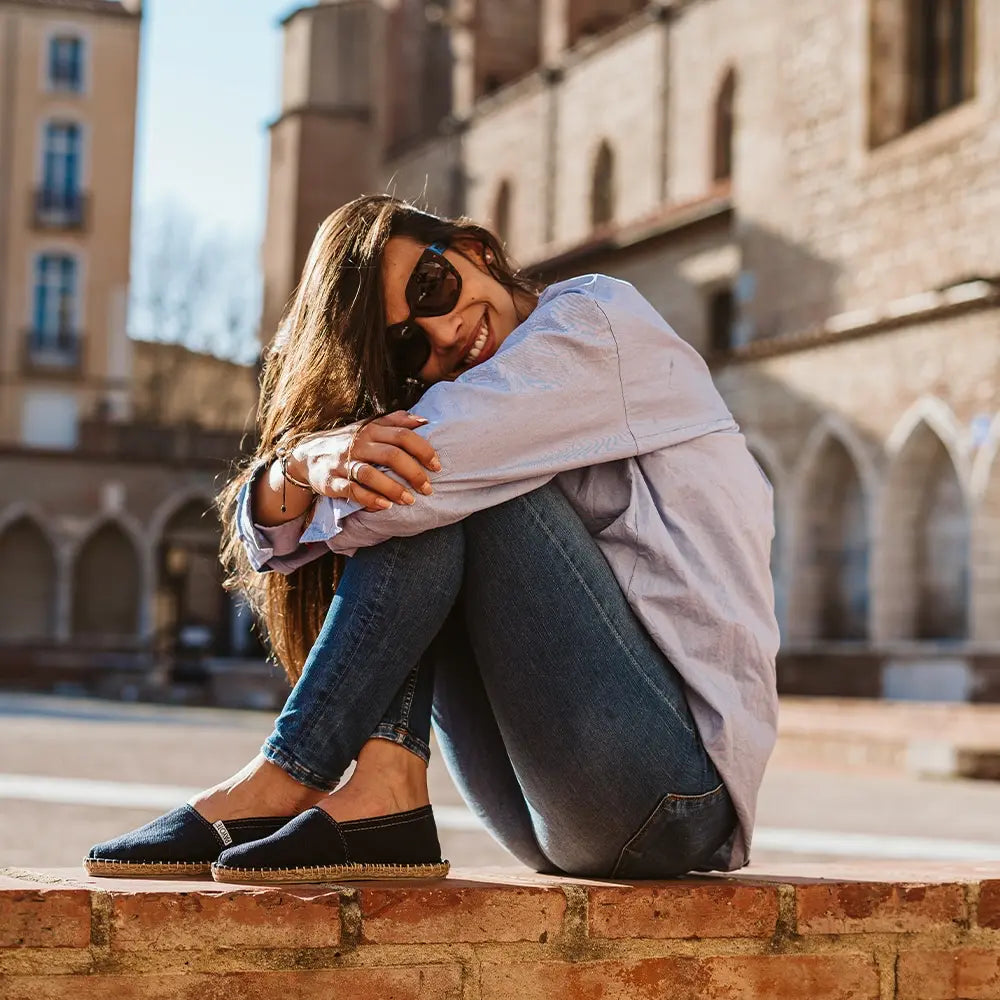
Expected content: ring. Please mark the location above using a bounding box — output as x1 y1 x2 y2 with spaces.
346 459 366 483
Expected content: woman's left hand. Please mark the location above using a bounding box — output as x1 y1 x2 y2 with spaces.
289 411 441 511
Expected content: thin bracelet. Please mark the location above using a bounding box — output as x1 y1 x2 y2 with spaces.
275 447 313 514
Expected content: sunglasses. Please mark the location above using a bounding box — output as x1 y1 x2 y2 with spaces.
385 242 463 381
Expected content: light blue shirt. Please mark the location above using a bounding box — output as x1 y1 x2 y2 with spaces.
237 274 779 870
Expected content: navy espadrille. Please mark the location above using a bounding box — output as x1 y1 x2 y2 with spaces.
85 805 294 878
211 804 450 883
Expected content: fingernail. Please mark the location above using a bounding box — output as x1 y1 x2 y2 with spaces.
376 498 392 509
401 491 416 504
412 416 429 424
419 482 433 495
429 457 442 471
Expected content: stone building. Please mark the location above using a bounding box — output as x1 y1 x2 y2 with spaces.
0 0 269 702
263 0 1000 700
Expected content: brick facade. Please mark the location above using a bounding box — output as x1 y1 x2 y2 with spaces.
252 0 1000 697
3 863 1000 999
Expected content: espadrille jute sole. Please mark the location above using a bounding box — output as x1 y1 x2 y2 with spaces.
211 859 450 884
84 858 212 878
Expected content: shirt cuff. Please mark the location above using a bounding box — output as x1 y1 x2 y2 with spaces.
300 496 363 543
235 474 280 571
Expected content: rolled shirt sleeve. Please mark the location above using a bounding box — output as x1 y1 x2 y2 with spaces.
235 468 361 574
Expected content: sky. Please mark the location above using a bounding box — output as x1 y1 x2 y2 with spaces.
128 1 298 353
133 0 293 242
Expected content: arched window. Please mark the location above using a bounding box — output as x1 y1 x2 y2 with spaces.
590 140 615 229
794 437 870 641
493 179 512 246
158 500 228 656
0 517 57 640
72 523 141 639
881 422 970 640
917 446 969 638
713 68 736 183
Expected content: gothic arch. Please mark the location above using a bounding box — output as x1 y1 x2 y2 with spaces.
156 497 228 656
149 489 215 543
878 416 970 641
0 514 57 641
887 396 971 489
71 520 142 640
590 139 615 230
790 426 872 642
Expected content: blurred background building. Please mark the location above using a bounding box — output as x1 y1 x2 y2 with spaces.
1 0 997 706
0 0 269 704
263 0 1000 702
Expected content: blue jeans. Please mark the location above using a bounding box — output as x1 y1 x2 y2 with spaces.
261 483 736 878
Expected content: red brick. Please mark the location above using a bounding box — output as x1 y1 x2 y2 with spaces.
358 883 565 943
897 949 1000 1000
480 954 879 1000
588 881 778 939
796 882 965 934
0 966 463 1000
109 887 341 951
0 887 91 948
978 881 1000 929
480 958 695 1000
701 954 879 999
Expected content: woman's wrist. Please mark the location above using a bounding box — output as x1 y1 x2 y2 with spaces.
253 455 314 527
285 448 312 490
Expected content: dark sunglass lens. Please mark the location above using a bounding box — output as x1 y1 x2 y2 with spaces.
388 322 431 377
409 257 459 316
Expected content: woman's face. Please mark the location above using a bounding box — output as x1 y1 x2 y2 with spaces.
381 236 525 384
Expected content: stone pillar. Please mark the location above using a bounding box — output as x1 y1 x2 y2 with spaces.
53 542 72 642
541 0 570 67
260 1 386 346
450 0 476 119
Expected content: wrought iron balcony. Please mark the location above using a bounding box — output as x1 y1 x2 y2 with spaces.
23 327 81 372
32 188 87 230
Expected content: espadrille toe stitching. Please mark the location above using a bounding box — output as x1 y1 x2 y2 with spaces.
84 805 292 878
211 804 450 883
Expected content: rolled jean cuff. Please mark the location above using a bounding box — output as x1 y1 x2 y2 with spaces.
259 738 341 792
369 723 431 764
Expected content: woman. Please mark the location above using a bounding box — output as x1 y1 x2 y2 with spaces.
86 194 779 884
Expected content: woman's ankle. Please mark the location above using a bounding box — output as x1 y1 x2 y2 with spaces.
325 738 431 815
189 754 326 821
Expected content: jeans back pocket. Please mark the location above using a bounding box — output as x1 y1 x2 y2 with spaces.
610 782 737 879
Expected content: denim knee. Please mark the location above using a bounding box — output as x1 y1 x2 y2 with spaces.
462 483 564 535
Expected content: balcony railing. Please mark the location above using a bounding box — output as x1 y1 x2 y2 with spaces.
23 327 81 372
77 420 248 465
32 188 87 230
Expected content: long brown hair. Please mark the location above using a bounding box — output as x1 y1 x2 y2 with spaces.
218 194 540 683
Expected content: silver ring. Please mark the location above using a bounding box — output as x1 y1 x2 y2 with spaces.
346 459 367 483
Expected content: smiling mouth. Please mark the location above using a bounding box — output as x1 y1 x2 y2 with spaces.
455 310 491 373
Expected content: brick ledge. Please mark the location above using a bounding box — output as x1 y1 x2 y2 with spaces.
2 863 999 998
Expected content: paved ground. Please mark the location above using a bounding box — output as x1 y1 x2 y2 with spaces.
1 693 999 871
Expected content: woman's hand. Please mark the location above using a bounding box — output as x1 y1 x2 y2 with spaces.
289 411 441 512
